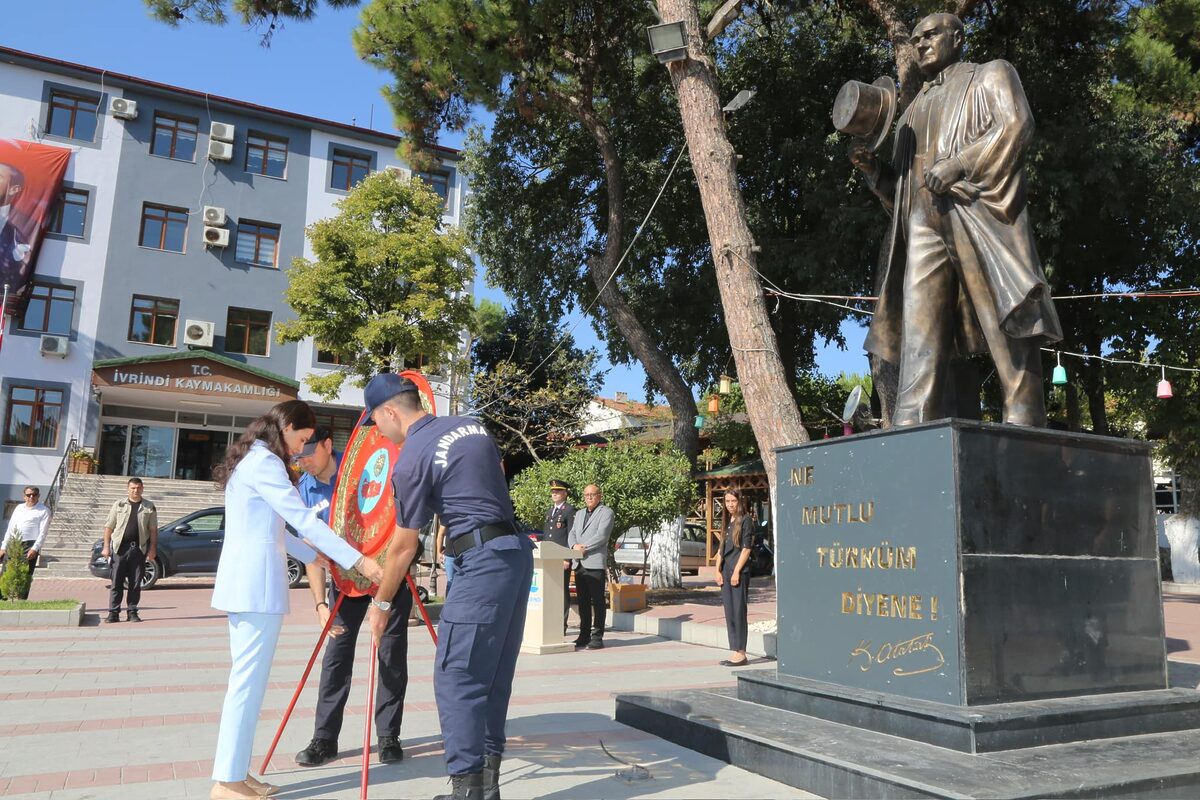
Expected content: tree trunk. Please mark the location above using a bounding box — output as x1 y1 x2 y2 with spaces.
649 516 684 589
569 94 701 465
1065 382 1081 432
657 0 809 495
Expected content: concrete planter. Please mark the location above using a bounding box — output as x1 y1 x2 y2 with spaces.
412 601 442 625
0 601 85 628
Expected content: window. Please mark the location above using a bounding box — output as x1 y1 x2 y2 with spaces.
186 512 224 534
151 113 199 161
331 149 371 191
139 204 188 252
245 132 288 179
3 385 63 448
417 170 451 208
225 307 272 356
46 91 98 141
49 187 89 238
20 283 75 335
235 221 280 267
311 411 356 450
316 345 343 365
128 295 179 346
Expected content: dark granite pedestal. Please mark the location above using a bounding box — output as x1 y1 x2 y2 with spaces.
616 420 1200 798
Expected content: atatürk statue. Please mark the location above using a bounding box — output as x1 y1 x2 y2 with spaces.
837 13 1062 427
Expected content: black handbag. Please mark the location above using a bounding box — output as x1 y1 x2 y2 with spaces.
747 535 774 578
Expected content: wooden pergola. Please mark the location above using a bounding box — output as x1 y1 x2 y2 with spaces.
691 458 770 564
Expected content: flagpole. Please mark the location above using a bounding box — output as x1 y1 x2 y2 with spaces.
1 283 9 354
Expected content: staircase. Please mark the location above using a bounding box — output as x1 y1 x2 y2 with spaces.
40 474 226 577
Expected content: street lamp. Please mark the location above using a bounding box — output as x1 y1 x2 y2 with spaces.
722 89 756 113
647 21 688 63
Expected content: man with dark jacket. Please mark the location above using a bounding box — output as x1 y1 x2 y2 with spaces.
544 479 575 634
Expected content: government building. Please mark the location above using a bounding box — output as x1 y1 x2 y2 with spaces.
0 46 465 522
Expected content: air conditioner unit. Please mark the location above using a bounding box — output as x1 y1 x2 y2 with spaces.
208 139 233 162
39 334 69 358
203 205 227 226
203 226 230 248
109 97 138 120
183 319 215 348
210 121 235 142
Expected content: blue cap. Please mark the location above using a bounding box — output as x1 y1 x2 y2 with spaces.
363 373 419 422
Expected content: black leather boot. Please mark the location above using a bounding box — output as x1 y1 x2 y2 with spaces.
482 754 501 800
432 772 484 800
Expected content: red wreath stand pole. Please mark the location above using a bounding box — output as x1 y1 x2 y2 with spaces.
260 573 437 780
259 592 346 774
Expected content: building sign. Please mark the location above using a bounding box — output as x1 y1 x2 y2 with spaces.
0 139 72 317
93 356 298 401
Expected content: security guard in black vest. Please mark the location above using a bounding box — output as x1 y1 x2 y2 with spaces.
544 480 575 634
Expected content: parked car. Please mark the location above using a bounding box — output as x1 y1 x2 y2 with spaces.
89 506 307 590
614 522 708 576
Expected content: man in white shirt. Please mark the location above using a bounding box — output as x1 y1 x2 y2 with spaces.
2 485 51 598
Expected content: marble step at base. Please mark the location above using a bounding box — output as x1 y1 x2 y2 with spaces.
615 687 1200 799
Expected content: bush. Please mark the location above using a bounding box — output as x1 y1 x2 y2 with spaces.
0 537 33 601
510 442 696 574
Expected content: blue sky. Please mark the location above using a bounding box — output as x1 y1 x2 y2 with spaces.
3 0 870 399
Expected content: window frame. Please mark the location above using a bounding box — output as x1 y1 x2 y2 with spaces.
244 131 289 179
46 89 100 142
315 345 343 365
150 112 200 162
416 168 453 211
139 203 189 253
48 186 90 239
225 306 272 357
18 283 76 336
2 383 66 449
234 220 281 268
127 294 180 348
330 148 372 192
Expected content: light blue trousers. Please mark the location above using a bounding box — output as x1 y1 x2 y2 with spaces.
212 611 284 782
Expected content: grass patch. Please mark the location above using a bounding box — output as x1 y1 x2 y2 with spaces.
0 599 80 610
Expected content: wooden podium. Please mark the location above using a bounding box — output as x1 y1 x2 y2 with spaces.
522 541 577 654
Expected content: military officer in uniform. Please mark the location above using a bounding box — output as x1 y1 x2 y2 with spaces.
364 373 533 800
544 479 575 634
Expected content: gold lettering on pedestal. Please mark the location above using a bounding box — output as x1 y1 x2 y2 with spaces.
848 633 945 677
789 466 815 486
802 502 875 525
840 590 927 620
817 544 917 570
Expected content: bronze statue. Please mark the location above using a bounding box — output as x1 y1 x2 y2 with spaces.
837 13 1062 427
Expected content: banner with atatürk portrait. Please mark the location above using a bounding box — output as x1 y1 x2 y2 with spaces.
0 139 72 317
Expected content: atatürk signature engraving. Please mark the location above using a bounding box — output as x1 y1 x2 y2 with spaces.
849 632 945 677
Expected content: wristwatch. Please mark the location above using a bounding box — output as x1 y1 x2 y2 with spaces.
371 598 393 612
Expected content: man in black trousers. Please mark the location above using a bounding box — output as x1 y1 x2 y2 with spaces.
293 428 413 767
544 479 575 635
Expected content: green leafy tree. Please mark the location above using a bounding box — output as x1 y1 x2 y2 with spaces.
469 310 604 469
510 442 696 585
276 170 474 399
0 537 33 602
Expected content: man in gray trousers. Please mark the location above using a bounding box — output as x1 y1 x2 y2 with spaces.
567 484 614 650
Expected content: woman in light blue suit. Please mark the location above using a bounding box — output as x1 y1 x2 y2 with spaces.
209 400 382 800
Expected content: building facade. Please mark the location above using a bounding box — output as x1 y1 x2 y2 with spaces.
0 46 467 522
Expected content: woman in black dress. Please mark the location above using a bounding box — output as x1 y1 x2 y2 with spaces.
716 488 755 667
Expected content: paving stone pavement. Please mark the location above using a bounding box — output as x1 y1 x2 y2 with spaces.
0 577 816 799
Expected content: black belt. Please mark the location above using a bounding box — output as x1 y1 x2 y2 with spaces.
447 523 518 557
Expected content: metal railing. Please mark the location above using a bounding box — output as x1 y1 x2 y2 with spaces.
44 437 78 514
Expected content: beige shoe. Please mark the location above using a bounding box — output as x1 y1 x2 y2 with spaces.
210 781 259 799
245 775 281 797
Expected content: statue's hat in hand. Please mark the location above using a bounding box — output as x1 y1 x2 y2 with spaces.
832 76 896 153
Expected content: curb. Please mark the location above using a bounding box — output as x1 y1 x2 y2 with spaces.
610 610 777 658
0 601 85 628
1164 582 1200 596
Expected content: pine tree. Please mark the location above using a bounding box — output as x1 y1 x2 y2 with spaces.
0 537 32 601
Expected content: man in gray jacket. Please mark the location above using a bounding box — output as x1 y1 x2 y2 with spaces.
101 478 158 623
567 484 614 649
